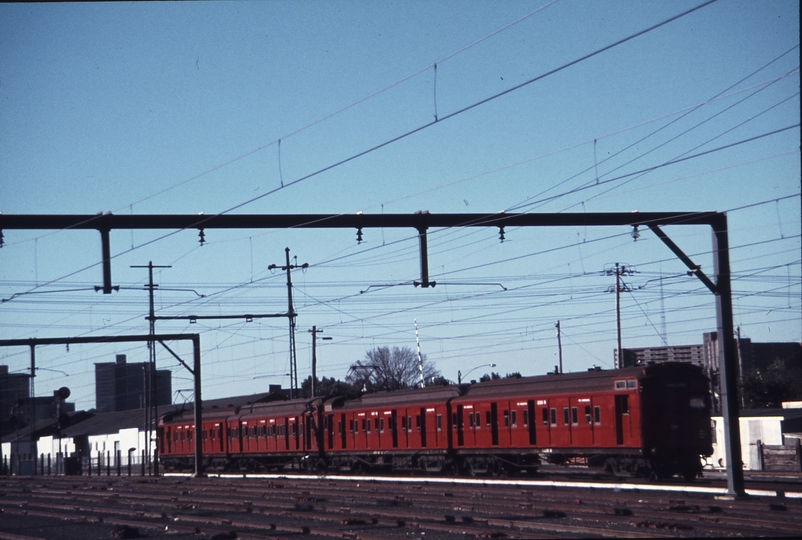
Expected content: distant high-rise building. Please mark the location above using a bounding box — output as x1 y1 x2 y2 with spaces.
1 365 31 435
94 354 171 412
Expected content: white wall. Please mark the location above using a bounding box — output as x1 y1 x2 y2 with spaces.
710 415 783 470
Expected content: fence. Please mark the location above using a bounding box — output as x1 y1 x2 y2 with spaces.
756 439 802 472
2 449 160 477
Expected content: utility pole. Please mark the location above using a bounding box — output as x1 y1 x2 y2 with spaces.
308 326 332 397
131 262 171 474
269 248 307 399
604 263 635 369
29 345 36 474
414 319 424 388
555 321 563 374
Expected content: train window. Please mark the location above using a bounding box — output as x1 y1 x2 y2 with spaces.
620 396 629 415
486 411 492 428
188 431 193 441
436 415 442 430
615 380 626 390
380 418 385 432
174 432 178 442
550 408 557 426
291 423 297 436
594 406 601 424
210 429 216 440
366 419 371 433
416 415 421 431
627 380 637 389
571 407 578 425
711 420 717 444
511 410 517 427
452 415 458 430
584 406 592 424
542 408 549 426
408 416 413 431
503 410 509 427
563 408 570 425
401 416 407 430
468 412 474 428
690 397 705 408
522 409 529 427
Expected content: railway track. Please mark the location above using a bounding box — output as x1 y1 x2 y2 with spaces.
1 474 800 539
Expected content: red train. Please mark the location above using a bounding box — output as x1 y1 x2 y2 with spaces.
158 362 713 479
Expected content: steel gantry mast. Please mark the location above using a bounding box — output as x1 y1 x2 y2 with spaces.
0 210 746 495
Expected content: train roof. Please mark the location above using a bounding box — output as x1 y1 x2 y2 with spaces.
159 391 283 423
455 363 706 400
337 385 464 410
238 397 321 419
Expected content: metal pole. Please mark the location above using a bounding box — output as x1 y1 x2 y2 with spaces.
615 264 622 369
310 326 317 397
29 345 36 475
712 216 745 496
415 319 424 387
556 321 563 374
192 335 203 477
285 248 298 398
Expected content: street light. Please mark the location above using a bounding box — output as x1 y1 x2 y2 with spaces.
458 363 497 384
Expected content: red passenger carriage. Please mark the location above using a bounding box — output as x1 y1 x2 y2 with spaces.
159 363 712 479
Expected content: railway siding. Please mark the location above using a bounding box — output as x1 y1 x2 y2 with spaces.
1 475 801 539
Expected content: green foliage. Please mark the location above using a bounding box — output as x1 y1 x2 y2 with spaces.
739 358 802 409
300 375 356 399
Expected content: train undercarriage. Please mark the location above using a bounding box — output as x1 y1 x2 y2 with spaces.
161 447 703 480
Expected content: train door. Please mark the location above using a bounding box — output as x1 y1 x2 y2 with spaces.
391 410 398 448
527 400 537 446
571 399 593 448
490 402 499 446
508 401 528 448
549 397 571 448
536 400 550 447
419 408 427 448
326 414 334 450
615 394 630 445
455 405 464 447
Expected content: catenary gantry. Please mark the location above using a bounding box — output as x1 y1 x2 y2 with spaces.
0 211 745 495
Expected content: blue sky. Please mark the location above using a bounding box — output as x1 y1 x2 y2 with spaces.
1 0 799 410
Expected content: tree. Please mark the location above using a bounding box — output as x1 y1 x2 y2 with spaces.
346 346 441 392
740 358 801 409
478 372 521 383
299 375 355 399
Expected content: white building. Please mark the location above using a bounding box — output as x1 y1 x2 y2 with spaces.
710 405 802 470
